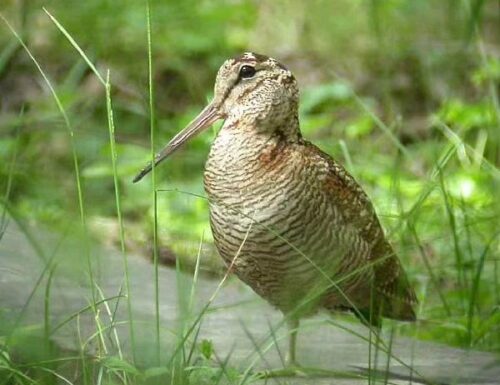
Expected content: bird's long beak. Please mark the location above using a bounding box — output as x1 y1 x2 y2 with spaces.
133 102 221 183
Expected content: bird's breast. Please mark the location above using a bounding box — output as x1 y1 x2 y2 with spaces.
203 129 373 312
203 128 335 265
204 128 296 226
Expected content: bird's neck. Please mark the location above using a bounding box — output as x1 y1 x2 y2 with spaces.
207 113 301 175
223 109 302 144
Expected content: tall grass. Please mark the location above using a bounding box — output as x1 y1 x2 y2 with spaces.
1 12 99 384
145 1 161 369
0 0 499 384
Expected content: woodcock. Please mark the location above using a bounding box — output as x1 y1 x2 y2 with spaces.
134 52 417 366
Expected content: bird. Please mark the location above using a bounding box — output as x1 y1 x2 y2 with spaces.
133 52 417 368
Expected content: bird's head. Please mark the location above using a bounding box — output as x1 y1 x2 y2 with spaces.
213 52 299 130
133 52 299 183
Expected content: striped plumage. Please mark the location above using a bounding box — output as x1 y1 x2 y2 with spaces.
205 121 416 320
134 52 417 366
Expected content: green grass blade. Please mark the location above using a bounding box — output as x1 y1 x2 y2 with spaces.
43 8 105 85
105 70 137 365
466 232 498 347
0 11 96 311
146 0 162 367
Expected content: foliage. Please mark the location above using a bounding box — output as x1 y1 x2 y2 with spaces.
0 0 499 384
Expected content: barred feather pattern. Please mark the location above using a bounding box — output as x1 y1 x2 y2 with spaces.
204 120 417 321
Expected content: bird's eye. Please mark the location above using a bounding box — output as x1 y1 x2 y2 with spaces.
239 65 256 79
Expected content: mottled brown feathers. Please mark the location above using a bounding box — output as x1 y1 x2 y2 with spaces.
203 52 417 324
135 52 419 365
303 143 417 318
234 52 270 63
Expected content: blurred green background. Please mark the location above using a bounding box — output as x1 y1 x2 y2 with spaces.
1 0 499 356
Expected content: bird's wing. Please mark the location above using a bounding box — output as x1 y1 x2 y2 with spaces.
304 142 417 318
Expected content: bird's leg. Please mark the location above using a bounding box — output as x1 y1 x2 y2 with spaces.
285 317 300 368
260 315 362 379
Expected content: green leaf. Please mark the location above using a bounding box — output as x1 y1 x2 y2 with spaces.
100 356 140 376
301 82 352 114
143 366 170 379
200 339 213 360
